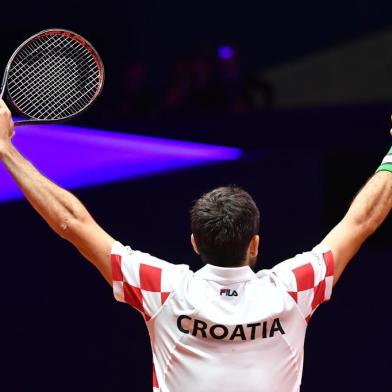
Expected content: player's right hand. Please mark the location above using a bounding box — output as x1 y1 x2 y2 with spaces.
0 99 15 157
390 114 392 136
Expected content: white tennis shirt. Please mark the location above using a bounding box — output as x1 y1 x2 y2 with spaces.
111 241 334 392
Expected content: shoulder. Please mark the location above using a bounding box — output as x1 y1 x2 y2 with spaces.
270 244 334 282
111 241 191 320
262 244 335 321
111 241 190 272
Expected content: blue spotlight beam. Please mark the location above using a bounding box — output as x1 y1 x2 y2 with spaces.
0 122 242 203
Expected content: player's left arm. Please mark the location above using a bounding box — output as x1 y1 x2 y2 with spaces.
323 139 392 286
0 99 115 285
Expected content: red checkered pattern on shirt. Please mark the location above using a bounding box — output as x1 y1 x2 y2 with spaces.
111 244 180 321
272 244 334 322
152 363 159 391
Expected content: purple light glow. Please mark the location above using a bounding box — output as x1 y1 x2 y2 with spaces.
0 122 241 203
217 45 234 60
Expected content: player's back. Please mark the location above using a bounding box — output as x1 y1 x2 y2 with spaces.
111 241 333 392
149 264 306 392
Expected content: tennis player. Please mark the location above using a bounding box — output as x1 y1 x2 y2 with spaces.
0 99 391 392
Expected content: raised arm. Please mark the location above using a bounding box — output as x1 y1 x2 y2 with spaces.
0 100 115 284
323 141 392 285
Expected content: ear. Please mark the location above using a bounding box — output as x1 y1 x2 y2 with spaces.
191 234 200 255
249 234 260 257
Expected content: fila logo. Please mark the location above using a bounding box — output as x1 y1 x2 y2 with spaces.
220 289 238 297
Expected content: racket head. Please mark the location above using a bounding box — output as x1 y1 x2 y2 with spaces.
2 28 104 124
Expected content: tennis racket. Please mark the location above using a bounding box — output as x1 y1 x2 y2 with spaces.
0 28 104 126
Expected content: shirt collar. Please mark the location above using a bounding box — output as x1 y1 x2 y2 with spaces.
196 264 255 283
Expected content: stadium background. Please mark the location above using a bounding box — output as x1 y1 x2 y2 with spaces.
1 1 391 390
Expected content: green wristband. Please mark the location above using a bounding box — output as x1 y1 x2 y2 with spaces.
376 146 392 173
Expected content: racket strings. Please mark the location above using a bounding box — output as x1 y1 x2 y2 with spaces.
10 35 93 92
12 46 94 115
11 36 93 94
11 47 82 112
9 37 84 95
11 36 98 116
9 35 78 95
7 33 101 120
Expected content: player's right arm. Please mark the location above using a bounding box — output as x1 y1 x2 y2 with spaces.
322 140 392 286
0 99 115 285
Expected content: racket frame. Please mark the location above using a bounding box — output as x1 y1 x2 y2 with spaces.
0 28 105 126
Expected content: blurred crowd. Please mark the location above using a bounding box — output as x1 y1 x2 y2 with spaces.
115 46 274 118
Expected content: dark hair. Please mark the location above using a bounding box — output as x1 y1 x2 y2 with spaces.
190 186 260 267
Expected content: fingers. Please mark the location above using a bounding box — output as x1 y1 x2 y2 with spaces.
390 115 392 136
0 99 11 114
0 108 9 117
0 101 11 121
0 99 14 141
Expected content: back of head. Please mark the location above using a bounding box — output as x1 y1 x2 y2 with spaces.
190 186 260 267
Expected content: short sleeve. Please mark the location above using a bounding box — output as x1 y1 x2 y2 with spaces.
111 241 189 321
271 243 334 322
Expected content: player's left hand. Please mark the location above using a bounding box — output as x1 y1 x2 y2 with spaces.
0 99 15 157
